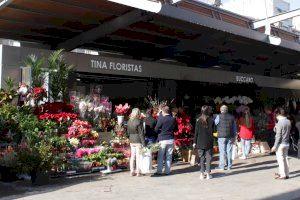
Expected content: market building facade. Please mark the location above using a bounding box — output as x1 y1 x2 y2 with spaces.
1 0 300 109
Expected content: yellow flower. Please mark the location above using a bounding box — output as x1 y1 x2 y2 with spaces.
91 130 99 138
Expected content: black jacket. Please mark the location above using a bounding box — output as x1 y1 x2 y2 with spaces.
127 118 145 146
194 117 214 149
155 114 176 141
144 114 157 138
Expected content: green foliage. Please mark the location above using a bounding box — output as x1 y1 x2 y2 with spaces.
14 113 68 173
48 49 74 102
0 77 17 105
24 55 45 88
85 147 123 166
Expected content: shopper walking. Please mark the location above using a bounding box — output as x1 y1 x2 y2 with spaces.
238 108 255 159
215 105 237 170
154 106 177 176
127 108 146 177
193 105 214 179
271 107 291 180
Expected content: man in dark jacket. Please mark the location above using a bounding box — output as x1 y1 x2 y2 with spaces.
215 105 237 170
154 106 176 175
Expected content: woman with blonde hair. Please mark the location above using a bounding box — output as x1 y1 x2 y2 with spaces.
127 108 145 176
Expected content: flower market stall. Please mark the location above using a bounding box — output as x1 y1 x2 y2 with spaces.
0 50 135 184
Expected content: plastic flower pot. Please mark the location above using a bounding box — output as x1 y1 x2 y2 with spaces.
30 171 50 186
117 116 124 126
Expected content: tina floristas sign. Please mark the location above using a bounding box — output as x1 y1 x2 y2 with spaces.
91 59 142 73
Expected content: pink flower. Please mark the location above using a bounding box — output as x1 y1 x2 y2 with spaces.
115 103 131 115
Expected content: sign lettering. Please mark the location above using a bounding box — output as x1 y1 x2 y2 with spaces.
91 59 142 73
235 75 254 83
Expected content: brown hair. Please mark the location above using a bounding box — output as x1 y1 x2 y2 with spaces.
199 105 210 128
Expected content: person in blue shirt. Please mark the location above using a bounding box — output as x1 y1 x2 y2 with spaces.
154 106 177 176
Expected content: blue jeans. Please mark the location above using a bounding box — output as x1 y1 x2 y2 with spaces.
218 138 234 169
241 139 251 157
157 141 174 174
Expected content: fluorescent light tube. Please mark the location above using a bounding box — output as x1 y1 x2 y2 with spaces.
107 0 162 13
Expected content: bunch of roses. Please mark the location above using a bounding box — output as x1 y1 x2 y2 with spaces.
39 112 78 122
41 102 74 114
115 103 130 115
67 120 98 148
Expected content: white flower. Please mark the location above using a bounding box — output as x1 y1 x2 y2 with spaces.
79 101 87 112
17 85 28 95
87 102 94 112
69 138 80 147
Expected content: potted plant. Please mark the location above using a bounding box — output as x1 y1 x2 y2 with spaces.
0 146 18 182
16 115 66 185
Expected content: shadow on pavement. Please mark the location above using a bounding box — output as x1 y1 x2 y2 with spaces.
0 173 112 200
259 188 300 200
232 160 278 170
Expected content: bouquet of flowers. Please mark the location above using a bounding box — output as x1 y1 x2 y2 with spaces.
115 103 130 115
174 112 193 148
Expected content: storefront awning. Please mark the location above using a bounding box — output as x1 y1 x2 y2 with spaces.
0 0 300 79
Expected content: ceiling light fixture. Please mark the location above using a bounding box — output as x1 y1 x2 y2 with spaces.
107 0 162 13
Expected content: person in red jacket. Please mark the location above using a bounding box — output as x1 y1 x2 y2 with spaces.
238 108 255 159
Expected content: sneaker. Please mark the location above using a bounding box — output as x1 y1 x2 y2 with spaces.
199 173 205 180
227 167 231 171
239 156 246 160
206 173 212 179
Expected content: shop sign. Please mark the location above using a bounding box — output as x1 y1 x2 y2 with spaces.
235 75 254 83
91 59 142 73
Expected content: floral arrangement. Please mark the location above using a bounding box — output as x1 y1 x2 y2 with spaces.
0 146 17 167
214 96 253 105
66 120 98 148
17 83 29 96
39 112 78 122
145 96 174 110
114 103 130 115
75 96 112 127
174 112 193 148
141 143 161 156
114 124 126 137
75 146 104 158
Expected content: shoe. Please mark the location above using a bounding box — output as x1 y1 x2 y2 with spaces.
130 172 136 176
199 173 205 180
275 176 288 180
239 156 246 160
227 167 232 171
206 173 212 180
136 173 142 177
152 172 162 177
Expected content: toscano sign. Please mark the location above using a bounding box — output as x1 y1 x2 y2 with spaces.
91 59 142 73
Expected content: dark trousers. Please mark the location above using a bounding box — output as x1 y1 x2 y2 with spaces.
198 148 213 173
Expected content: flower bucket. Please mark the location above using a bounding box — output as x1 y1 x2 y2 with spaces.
259 142 270 154
117 115 124 126
181 149 189 162
30 171 50 186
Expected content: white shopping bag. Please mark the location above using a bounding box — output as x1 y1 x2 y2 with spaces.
232 144 238 160
139 149 152 174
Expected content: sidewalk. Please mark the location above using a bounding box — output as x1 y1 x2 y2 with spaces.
1 155 300 200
